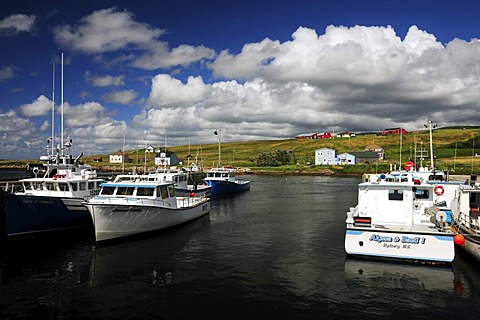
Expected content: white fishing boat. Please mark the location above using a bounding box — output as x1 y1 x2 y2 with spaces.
151 167 211 197
84 173 210 243
345 172 460 264
450 176 480 262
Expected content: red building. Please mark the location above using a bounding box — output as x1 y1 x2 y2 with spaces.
382 128 408 135
295 132 332 139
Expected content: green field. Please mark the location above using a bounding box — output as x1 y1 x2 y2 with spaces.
2 127 480 175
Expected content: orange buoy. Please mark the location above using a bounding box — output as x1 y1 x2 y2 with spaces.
454 234 465 246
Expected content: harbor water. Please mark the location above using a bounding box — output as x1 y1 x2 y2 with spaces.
1 173 480 319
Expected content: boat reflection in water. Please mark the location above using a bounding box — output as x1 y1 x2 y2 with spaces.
343 258 459 317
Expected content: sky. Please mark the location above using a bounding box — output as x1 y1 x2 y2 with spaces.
1 0 480 159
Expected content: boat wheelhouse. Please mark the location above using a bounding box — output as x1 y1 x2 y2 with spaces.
203 167 250 194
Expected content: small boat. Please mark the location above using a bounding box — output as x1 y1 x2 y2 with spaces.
450 176 480 262
84 174 210 243
345 172 459 264
203 167 250 194
150 167 211 197
203 128 250 194
2 151 103 238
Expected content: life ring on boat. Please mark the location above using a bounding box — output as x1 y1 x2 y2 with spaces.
434 185 444 196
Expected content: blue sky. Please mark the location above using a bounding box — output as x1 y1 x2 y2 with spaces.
1 0 480 159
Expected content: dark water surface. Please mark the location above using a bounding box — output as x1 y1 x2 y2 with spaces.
2 174 480 319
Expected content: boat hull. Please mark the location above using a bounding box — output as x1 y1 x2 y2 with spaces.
345 228 455 264
85 201 210 242
2 192 92 238
205 180 250 194
455 224 480 263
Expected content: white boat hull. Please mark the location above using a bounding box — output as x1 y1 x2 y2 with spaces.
86 200 210 242
345 229 455 263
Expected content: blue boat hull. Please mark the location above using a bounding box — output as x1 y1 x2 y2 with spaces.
205 180 250 194
2 192 92 238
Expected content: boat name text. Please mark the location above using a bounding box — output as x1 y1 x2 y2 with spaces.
369 234 426 245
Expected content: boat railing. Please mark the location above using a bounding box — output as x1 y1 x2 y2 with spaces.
177 196 208 207
457 210 480 231
0 181 23 193
100 196 172 207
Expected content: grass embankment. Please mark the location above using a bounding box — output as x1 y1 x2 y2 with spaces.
1 127 480 175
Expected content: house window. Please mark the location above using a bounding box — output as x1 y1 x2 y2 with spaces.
388 189 404 201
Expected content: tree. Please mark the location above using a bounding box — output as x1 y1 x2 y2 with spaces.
255 150 292 166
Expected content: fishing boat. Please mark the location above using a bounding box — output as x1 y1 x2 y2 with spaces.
203 129 250 194
83 173 210 243
151 167 211 197
203 167 250 194
0 53 103 239
450 176 480 262
2 151 103 238
345 172 460 264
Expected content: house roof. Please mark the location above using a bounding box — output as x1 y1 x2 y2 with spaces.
350 151 380 158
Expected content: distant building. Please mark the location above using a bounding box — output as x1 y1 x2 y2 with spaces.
315 148 336 165
382 128 408 135
296 133 318 139
364 144 385 160
336 153 356 165
296 132 332 139
155 150 181 166
93 157 103 162
350 151 380 164
336 131 356 138
109 150 131 163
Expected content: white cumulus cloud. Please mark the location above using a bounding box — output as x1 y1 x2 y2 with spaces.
0 14 36 36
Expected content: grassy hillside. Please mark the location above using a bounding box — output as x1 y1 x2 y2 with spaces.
2 127 480 175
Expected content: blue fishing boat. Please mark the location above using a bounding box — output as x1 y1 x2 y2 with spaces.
203 129 250 194
203 167 250 194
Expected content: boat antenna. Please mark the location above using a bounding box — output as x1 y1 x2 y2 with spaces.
399 126 403 166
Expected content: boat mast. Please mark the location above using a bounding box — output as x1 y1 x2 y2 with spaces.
61 52 64 156
51 62 55 156
425 120 436 169
214 129 222 167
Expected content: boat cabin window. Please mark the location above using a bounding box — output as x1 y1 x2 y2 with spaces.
117 187 135 196
136 187 154 197
158 185 169 199
100 186 116 195
71 183 78 191
58 183 69 191
88 182 96 190
388 189 404 201
79 182 86 191
169 185 176 197
413 187 430 200
222 172 229 178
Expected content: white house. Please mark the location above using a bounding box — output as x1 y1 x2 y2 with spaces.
336 153 356 165
315 148 336 165
109 150 131 163
155 150 181 166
